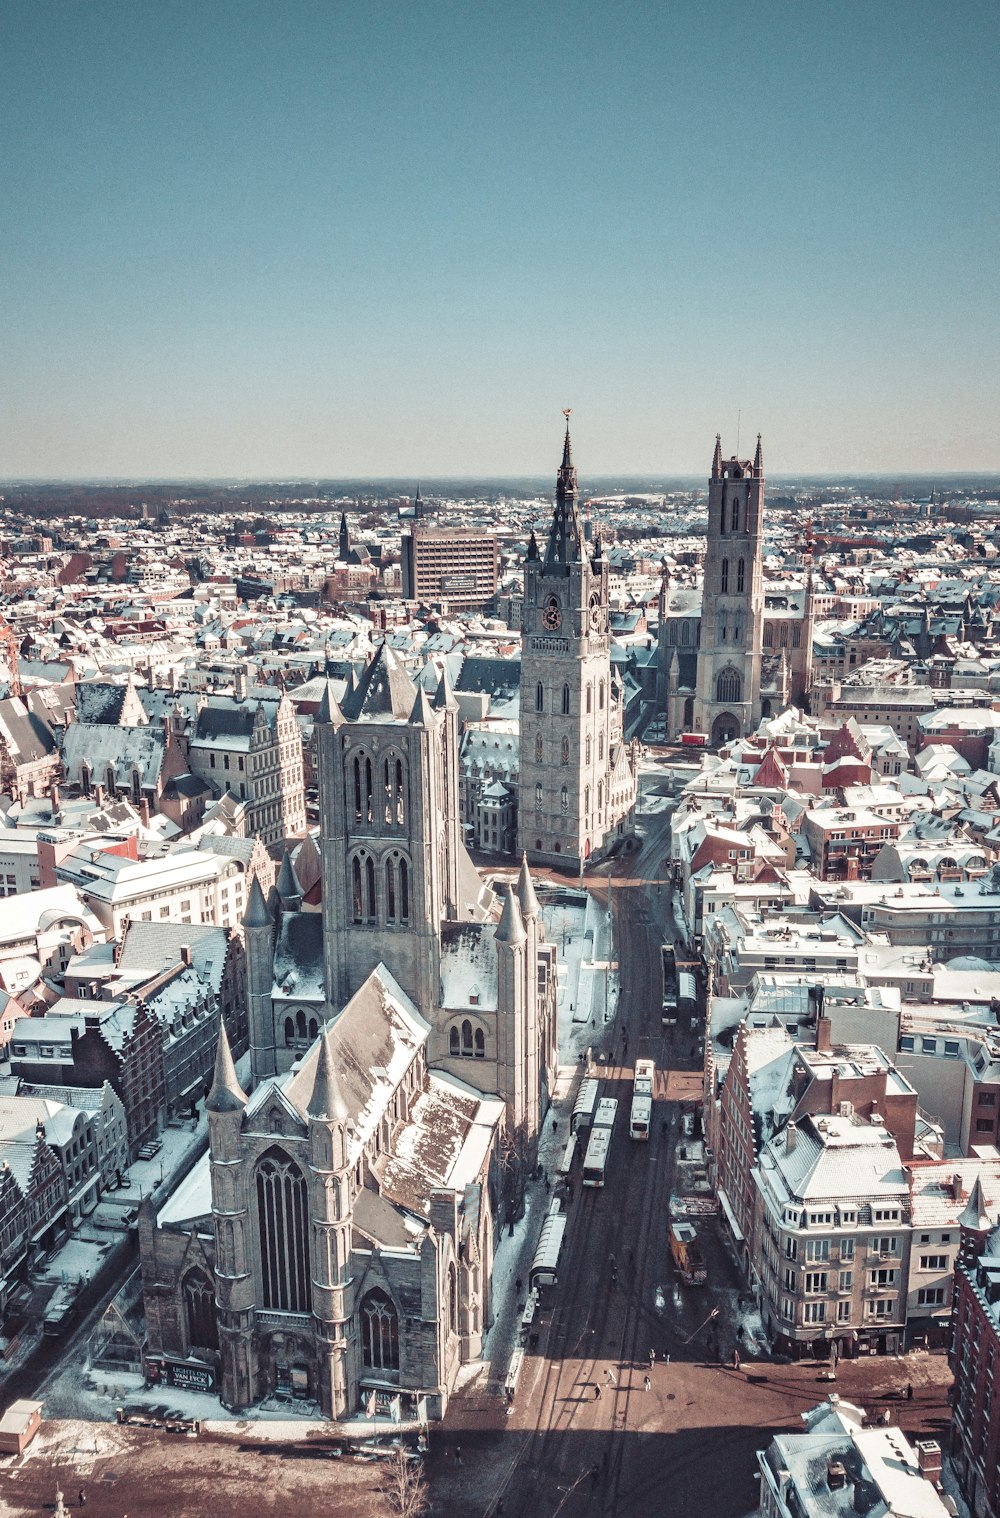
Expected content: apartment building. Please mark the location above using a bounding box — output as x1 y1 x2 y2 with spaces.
801 806 900 882
753 1111 911 1358
55 844 248 937
188 690 305 847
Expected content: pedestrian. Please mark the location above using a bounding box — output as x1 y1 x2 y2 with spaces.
665 1353 670 1365
605 1368 617 1387
906 1382 913 1401
732 1348 741 1371
455 1445 462 1463
648 1348 656 1368
79 1494 86 1510
643 1374 651 1392
594 1383 602 1400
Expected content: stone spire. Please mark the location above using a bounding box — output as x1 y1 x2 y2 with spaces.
308 1023 349 1122
206 1021 247 1113
495 885 526 946
544 410 586 570
753 433 763 478
316 676 344 727
243 873 272 930
432 666 459 712
338 511 350 562
516 853 539 920
408 684 435 726
711 434 723 480
276 849 302 911
526 528 539 561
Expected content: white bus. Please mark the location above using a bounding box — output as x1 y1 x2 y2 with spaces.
582 1125 612 1187
593 1097 618 1131
630 1059 655 1140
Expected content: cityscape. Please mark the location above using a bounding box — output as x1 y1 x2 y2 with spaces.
2 2 999 1517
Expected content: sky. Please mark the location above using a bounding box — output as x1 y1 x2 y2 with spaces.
2 0 998 479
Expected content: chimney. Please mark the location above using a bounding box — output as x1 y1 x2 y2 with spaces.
952 1173 967 1203
234 668 248 701
816 1015 832 1054
785 1119 797 1153
49 782 60 816
94 782 105 807
140 798 151 827
180 944 192 967
827 1461 847 1491
915 1440 942 1483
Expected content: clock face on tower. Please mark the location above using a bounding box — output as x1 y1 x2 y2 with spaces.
542 595 562 631
589 593 602 631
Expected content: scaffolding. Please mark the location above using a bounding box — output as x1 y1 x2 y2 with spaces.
89 1268 145 1374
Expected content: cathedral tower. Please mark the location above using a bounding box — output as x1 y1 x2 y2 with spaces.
316 653 458 1012
518 414 617 868
693 434 765 744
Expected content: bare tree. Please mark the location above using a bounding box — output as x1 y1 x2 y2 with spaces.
379 1447 430 1518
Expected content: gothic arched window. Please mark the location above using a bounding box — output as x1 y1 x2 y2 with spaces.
561 736 570 765
361 1288 399 1371
598 780 603 811
450 1025 460 1056
585 736 592 765
353 756 363 820
737 558 745 593
586 683 592 714
584 785 591 815
731 497 740 531
721 558 729 593
396 758 406 825
680 623 690 646
448 1263 458 1334
535 733 543 763
535 682 543 713
385 856 396 921
352 856 363 921
763 623 774 648
461 1019 473 1055
256 1149 310 1313
284 1016 295 1047
365 757 374 822
599 680 605 710
561 684 570 715
560 785 568 814
296 1009 306 1040
399 859 409 923
779 623 789 647
183 1268 218 1350
365 855 377 920
474 1028 485 1058
598 733 604 761
716 668 742 705
534 783 543 811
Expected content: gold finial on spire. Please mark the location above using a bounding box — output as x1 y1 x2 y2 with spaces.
563 407 572 422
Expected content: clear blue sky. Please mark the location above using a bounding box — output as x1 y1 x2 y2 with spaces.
2 0 997 478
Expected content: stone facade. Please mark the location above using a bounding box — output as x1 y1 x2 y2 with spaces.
518 417 638 869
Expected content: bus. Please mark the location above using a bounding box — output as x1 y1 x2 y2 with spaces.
582 1125 612 1187
593 1097 618 1131
630 1058 655 1141
572 1078 600 1135
557 1132 577 1179
662 944 678 1025
677 970 697 1023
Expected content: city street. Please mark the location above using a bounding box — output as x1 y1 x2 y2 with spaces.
435 778 954 1516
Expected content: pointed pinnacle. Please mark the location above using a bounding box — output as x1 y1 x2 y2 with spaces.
308 1023 349 1122
206 1021 247 1113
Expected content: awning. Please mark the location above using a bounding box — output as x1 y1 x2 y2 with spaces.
717 1186 745 1245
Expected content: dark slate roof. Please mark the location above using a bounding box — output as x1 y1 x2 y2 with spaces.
0 698 58 764
340 644 417 722
73 682 128 725
455 655 520 696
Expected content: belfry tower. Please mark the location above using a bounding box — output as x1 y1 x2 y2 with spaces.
693 434 765 745
518 413 615 869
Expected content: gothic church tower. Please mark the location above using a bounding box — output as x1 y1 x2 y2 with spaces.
518 414 615 868
693 434 765 744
